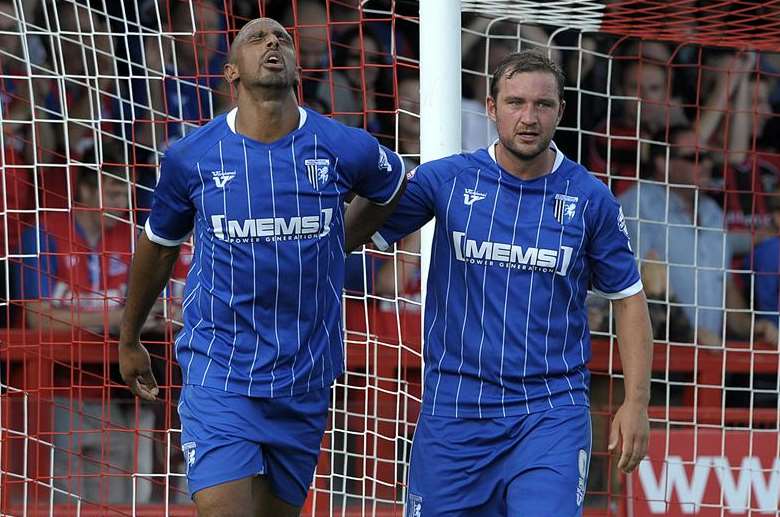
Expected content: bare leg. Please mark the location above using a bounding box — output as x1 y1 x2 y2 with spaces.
252 475 301 517
194 476 255 517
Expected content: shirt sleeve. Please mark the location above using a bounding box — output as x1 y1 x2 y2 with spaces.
371 164 436 251
341 129 405 206
587 191 643 299
145 148 195 246
19 228 56 300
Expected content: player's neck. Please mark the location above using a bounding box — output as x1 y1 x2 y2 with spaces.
234 89 300 143
495 144 556 181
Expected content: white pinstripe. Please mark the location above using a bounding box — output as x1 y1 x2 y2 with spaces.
454 169 481 418
430 179 459 416
521 177 548 413
498 181 523 417
476 174 501 418
198 160 218 386
220 141 239 391
242 139 261 397
542 180 571 407
268 148 282 398
560 199 590 404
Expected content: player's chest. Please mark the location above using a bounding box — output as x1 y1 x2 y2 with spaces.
442 178 587 250
193 143 346 217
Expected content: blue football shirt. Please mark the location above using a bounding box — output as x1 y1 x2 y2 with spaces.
145 106 404 397
373 142 642 417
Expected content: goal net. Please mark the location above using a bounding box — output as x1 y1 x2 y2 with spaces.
1 1 779 516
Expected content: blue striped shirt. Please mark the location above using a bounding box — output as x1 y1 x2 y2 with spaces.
145 106 404 397
374 143 642 418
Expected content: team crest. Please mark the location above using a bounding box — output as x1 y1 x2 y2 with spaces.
182 441 196 475
464 188 487 206
377 146 393 173
554 193 579 224
211 169 236 188
406 493 422 517
305 158 330 189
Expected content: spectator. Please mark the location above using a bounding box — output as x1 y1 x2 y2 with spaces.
287 0 330 106
139 0 228 149
397 72 420 168
319 26 394 136
16 145 162 334
587 42 687 194
618 126 774 346
721 64 778 249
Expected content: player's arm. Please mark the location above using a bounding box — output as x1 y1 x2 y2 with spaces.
610 291 653 473
119 233 181 400
588 193 652 474
344 175 407 253
119 147 194 400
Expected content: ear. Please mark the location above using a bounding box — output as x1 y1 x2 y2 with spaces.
557 98 566 125
486 96 497 123
224 62 239 85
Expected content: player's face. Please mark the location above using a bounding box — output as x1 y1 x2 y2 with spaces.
227 19 298 91
487 71 564 161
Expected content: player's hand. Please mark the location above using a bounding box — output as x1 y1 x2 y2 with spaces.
608 400 649 473
119 340 159 401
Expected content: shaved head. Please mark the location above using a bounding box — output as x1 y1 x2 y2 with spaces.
229 18 287 63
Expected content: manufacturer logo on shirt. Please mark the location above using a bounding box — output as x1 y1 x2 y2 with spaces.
554 193 578 224
405 493 422 517
182 441 196 475
378 146 393 173
211 169 236 188
304 158 330 188
463 188 487 206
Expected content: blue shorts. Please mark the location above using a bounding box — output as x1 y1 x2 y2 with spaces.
178 384 330 506
406 405 592 517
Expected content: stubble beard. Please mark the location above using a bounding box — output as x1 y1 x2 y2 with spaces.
502 132 552 162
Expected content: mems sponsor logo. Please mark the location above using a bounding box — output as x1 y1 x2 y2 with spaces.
452 231 573 275
211 208 333 243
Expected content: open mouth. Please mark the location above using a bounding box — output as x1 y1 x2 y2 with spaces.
263 52 283 68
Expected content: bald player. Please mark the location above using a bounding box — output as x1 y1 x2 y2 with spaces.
118 18 406 517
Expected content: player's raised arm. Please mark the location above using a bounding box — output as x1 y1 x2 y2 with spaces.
119 233 181 400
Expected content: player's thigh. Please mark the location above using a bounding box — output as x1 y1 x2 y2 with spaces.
406 413 505 516
258 387 330 508
507 405 592 517
178 385 264 500
194 476 255 517
251 476 300 517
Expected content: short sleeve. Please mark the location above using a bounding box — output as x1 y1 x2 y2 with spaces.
18 228 56 300
145 149 195 246
341 129 405 205
587 192 643 299
371 165 436 251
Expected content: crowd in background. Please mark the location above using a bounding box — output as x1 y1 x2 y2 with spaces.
1 0 779 504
